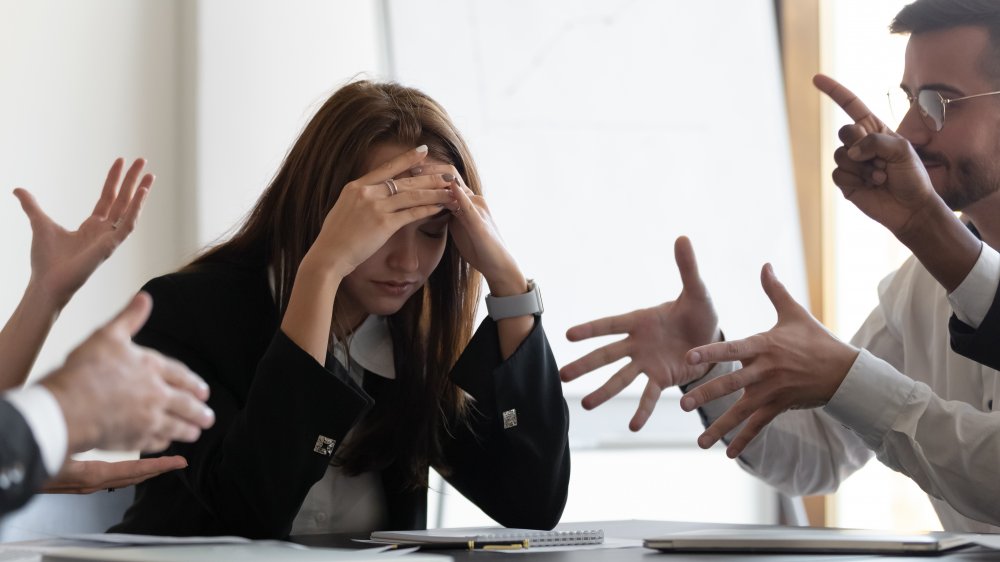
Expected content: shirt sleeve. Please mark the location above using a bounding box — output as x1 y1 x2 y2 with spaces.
947 242 999 329
824 349 1000 527
824 349 915 447
687 357 872 497
5 385 67 476
849 299 906 369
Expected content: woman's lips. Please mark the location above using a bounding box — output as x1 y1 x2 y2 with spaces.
373 280 417 296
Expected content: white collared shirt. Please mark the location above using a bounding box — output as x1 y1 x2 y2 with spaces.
5 384 66 476
947 241 1000 329
690 244 1000 532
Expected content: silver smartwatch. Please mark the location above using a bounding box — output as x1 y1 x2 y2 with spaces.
485 279 544 320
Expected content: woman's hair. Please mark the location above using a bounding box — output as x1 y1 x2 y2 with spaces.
192 80 482 488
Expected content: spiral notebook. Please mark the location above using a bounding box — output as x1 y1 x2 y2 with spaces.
370 526 604 548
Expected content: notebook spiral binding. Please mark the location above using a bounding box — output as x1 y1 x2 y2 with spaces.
476 529 604 547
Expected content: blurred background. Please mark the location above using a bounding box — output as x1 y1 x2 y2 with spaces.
0 0 935 534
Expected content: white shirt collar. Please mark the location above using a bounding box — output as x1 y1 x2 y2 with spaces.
267 266 396 380
331 314 396 380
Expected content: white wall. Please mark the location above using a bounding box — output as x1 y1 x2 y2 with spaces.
0 0 383 381
0 0 182 381
190 0 385 249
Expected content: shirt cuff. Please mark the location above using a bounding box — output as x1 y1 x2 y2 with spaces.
5 385 67 476
948 242 1000 329
823 349 915 448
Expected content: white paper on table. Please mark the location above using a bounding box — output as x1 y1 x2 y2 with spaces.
60 534 251 546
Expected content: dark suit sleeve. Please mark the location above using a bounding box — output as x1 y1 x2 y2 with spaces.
949 284 1000 371
441 318 570 530
0 400 49 516
131 275 373 538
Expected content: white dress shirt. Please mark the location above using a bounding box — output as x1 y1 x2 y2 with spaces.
290 314 392 535
4 384 67 476
690 244 1000 532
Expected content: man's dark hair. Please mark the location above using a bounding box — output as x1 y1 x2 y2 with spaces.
891 0 1000 84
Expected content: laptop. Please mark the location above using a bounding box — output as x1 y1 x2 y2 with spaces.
643 527 973 555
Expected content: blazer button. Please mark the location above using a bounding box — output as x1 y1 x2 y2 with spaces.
313 435 336 456
502 408 518 429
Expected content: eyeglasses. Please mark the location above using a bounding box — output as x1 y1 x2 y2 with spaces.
887 88 1000 131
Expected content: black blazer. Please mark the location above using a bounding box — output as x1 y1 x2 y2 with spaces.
0 399 49 516
110 260 570 538
949 283 1000 371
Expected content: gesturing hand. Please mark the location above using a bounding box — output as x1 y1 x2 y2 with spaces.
14 158 153 309
560 237 721 431
813 74 939 237
681 263 858 458
42 456 187 494
42 292 215 454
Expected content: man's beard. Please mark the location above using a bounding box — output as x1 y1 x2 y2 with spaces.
916 147 1000 210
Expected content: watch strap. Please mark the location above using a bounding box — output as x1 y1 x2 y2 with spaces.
485 279 544 320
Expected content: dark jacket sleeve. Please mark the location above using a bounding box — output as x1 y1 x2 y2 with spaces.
0 399 49 516
115 272 373 538
441 317 570 530
949 284 1000 371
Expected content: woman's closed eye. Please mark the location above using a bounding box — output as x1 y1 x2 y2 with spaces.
420 226 448 239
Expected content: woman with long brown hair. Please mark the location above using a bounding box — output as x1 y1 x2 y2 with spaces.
110 80 570 538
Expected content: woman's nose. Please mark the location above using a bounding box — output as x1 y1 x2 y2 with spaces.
385 231 420 272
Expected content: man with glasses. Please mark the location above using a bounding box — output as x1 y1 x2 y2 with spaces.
562 0 1000 532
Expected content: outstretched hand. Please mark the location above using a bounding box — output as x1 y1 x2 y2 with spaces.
560 236 721 431
42 292 214 454
681 263 858 458
43 456 187 494
14 158 153 309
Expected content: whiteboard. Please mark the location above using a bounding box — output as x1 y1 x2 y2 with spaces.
385 0 805 399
